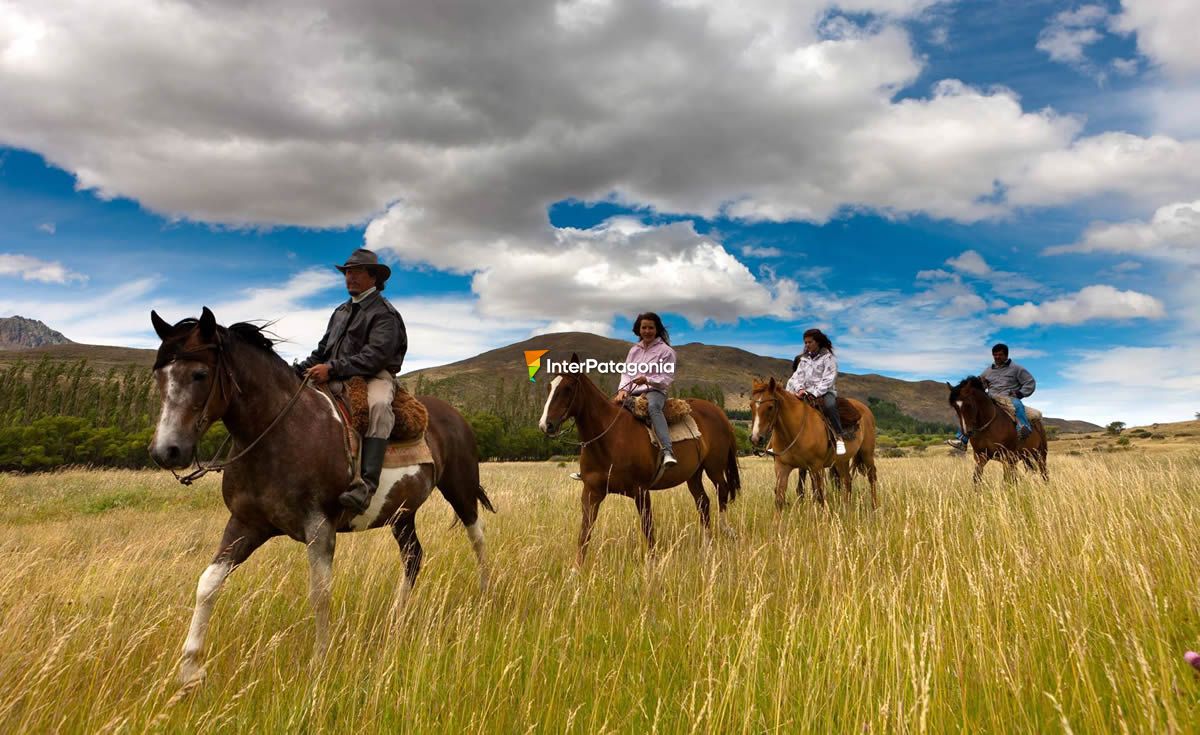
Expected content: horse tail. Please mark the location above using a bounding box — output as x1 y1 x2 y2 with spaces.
477 484 496 514
724 439 741 503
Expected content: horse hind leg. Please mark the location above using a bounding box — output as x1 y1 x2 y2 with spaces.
178 517 271 687
437 468 491 593
390 514 423 612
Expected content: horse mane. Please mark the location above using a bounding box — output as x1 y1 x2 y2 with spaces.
154 317 289 371
948 375 986 403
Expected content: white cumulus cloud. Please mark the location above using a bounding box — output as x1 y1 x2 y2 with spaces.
0 252 86 284
994 285 1165 327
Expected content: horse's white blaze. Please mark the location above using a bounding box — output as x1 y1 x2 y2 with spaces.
538 376 563 432
750 410 761 441
181 561 232 665
349 464 423 531
152 363 191 456
955 401 967 434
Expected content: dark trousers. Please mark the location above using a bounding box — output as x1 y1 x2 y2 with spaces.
820 392 845 437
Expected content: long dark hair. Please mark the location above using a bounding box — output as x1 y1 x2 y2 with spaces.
803 328 833 354
632 312 670 345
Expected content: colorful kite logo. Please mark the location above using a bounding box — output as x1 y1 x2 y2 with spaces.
524 350 549 382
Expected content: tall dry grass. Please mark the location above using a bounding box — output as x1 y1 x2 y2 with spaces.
2 451 1200 733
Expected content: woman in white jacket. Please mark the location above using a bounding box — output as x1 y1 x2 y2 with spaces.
785 328 849 456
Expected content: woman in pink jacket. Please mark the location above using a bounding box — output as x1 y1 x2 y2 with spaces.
614 312 678 467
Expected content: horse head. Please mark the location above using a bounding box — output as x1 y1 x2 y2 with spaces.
749 376 780 447
149 307 231 468
538 352 583 436
948 375 987 435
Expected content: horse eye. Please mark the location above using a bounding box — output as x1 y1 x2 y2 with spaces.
192 370 208 382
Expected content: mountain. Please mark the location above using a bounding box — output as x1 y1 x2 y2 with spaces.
0 323 1103 432
0 316 72 349
401 331 1101 431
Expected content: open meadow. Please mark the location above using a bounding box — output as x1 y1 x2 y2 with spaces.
3 447 1200 733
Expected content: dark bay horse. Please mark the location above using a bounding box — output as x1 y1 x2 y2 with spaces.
149 308 492 686
749 378 879 509
948 376 1049 483
537 355 741 565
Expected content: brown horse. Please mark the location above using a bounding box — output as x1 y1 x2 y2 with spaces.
948 376 1048 483
748 378 878 509
538 354 741 565
149 308 493 686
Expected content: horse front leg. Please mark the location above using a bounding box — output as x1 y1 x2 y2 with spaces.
304 515 336 666
810 464 826 506
634 488 656 557
576 484 606 568
178 517 271 687
772 460 793 512
972 452 988 485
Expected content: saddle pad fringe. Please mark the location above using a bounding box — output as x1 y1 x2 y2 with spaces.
631 396 693 424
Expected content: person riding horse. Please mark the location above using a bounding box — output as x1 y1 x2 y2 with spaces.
946 343 1036 451
614 312 678 468
785 328 850 456
295 248 408 513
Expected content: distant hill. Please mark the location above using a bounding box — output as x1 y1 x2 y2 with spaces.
402 331 1101 431
0 316 72 349
0 325 1104 432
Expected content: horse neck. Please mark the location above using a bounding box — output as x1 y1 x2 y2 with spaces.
220 342 303 440
774 389 821 437
571 374 621 444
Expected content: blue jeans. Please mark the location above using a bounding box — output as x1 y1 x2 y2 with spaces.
644 390 673 454
1011 397 1031 433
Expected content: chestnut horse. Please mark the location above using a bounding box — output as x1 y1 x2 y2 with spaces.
149 308 493 686
948 376 1048 483
538 355 741 565
749 377 878 509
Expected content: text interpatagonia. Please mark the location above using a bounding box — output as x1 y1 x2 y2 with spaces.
543 358 675 374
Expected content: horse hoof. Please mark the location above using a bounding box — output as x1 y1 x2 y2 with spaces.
177 663 206 688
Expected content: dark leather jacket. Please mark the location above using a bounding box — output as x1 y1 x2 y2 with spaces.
297 289 407 378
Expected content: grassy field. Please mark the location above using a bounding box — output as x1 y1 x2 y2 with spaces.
3 448 1200 733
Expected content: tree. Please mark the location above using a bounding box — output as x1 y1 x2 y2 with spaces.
1106 421 1125 436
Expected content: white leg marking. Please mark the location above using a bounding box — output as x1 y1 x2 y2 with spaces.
179 560 232 684
350 464 423 531
305 517 335 663
538 376 563 432
465 519 489 592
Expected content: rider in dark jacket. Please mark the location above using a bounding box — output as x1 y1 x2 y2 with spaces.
297 248 407 513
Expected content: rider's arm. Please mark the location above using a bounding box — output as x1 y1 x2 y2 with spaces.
810 352 837 395
1016 366 1036 398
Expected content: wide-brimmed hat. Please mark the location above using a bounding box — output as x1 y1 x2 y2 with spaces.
335 248 391 283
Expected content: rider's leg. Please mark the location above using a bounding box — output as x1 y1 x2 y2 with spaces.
822 392 848 456
646 390 676 465
340 371 395 513
1012 396 1032 438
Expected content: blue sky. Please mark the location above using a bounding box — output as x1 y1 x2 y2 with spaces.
1 0 1197 425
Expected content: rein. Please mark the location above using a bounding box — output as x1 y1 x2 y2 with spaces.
960 395 999 440
155 339 312 486
554 378 624 449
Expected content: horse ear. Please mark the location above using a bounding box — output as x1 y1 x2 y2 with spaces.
150 310 172 341
569 352 580 364
945 381 953 390
767 376 777 391
199 306 217 340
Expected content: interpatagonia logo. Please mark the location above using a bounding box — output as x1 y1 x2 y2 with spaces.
524 350 549 382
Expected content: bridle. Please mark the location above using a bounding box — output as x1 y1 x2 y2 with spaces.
547 376 624 449
152 334 310 486
750 391 806 457
955 390 998 440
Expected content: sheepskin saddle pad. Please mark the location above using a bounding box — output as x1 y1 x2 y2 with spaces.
344 377 429 442
991 395 1043 425
628 395 693 425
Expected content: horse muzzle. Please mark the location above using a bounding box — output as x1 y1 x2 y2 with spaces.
150 436 196 469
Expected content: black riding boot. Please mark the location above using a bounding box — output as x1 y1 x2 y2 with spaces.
340 437 388 514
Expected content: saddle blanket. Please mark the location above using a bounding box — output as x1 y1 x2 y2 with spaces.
992 396 1043 424
646 414 702 448
383 435 434 468
630 395 692 424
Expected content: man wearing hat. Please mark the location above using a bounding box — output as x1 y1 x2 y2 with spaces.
296 248 408 514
